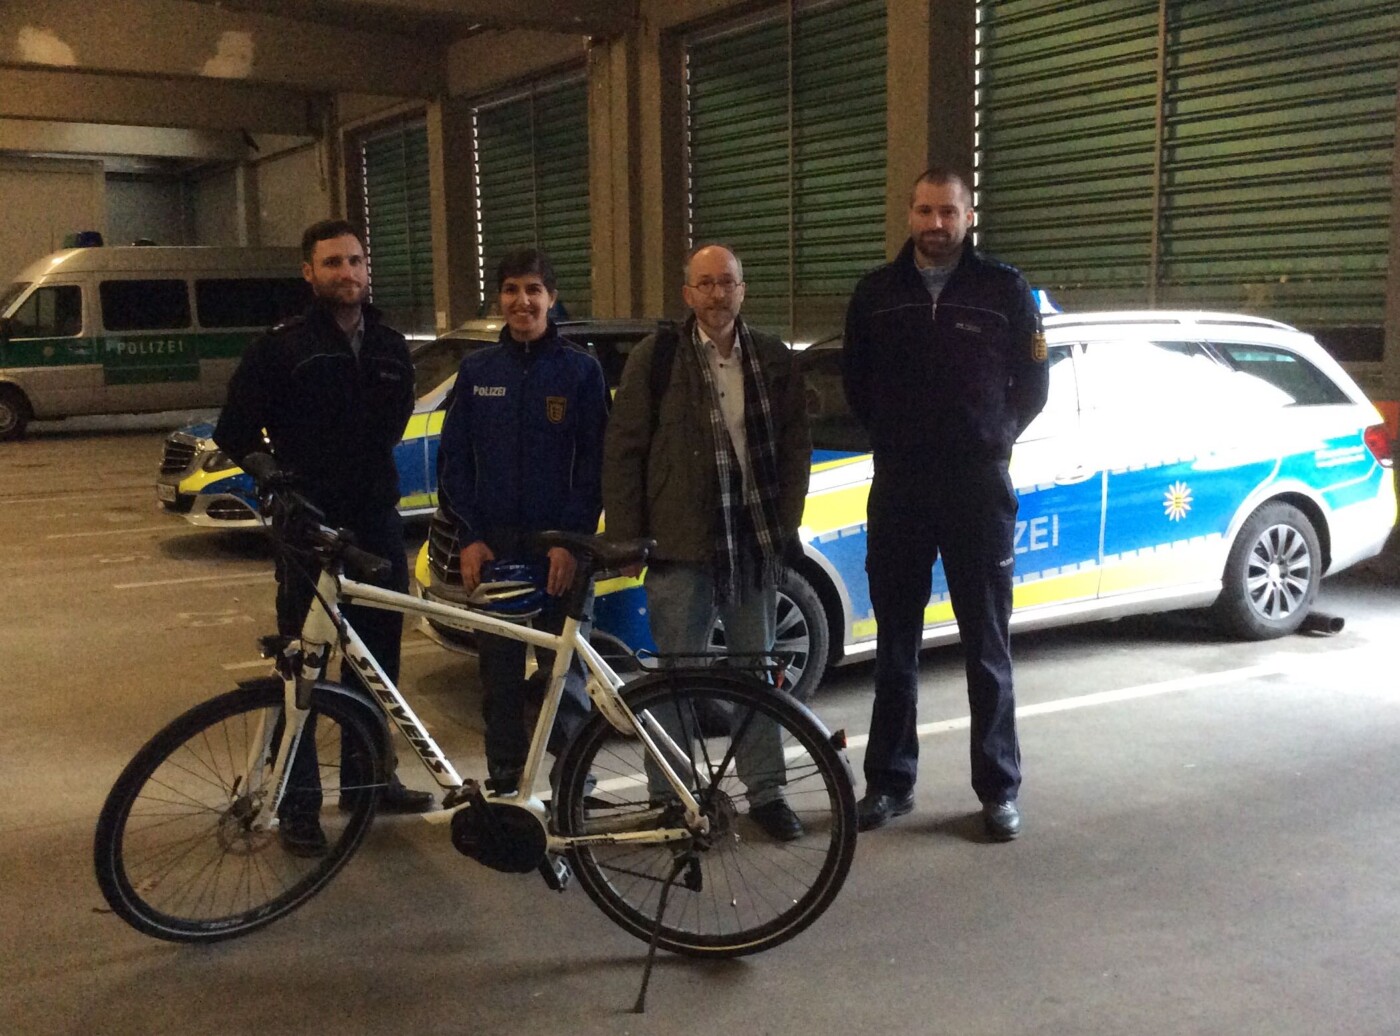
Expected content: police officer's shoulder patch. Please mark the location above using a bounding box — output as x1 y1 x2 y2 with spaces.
1031 309 1047 362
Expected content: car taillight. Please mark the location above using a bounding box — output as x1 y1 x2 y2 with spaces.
1363 423 1394 468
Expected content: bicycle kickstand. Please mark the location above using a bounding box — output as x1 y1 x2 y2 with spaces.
631 851 695 1014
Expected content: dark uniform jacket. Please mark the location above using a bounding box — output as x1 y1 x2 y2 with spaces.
842 239 1048 462
438 323 608 555
602 315 811 563
213 300 414 520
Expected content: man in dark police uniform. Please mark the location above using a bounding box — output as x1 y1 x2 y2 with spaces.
842 168 1049 840
215 218 434 856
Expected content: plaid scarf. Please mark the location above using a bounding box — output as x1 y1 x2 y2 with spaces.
690 317 786 605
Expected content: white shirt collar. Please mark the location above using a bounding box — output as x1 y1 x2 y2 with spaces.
696 322 741 363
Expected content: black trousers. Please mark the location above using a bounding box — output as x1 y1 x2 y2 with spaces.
476 588 593 790
277 506 408 815
862 454 1021 804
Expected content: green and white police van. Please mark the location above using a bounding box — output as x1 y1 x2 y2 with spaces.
0 245 308 440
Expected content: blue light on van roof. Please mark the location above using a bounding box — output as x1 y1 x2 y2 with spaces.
1033 289 1061 314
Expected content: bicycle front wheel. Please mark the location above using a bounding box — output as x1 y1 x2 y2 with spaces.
93 681 383 943
555 671 857 957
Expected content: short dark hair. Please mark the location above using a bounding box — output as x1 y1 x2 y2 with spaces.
301 219 365 263
910 167 972 207
495 247 557 292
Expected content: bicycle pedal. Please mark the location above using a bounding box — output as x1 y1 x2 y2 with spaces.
538 854 571 892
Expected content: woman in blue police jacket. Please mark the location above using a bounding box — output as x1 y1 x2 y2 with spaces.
437 248 608 795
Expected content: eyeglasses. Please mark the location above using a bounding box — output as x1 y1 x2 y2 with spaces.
687 278 742 295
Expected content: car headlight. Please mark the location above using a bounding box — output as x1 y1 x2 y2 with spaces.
201 448 236 472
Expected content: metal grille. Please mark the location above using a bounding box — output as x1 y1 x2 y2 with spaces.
160 438 197 475
205 498 259 523
426 509 462 586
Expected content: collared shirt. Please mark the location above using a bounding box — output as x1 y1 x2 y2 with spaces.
348 313 366 358
917 262 954 303
697 323 749 484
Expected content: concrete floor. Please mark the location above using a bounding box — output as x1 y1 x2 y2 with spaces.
3 422 1398 1036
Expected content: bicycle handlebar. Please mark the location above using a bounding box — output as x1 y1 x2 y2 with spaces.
243 451 393 582
341 542 392 582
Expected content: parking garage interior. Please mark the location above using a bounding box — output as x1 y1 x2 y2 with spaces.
3 2 1400 1034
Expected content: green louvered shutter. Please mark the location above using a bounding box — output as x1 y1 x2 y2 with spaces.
688 16 791 333
687 0 886 341
359 120 435 335
475 76 591 317
979 0 1398 361
1160 0 1399 360
976 0 1161 309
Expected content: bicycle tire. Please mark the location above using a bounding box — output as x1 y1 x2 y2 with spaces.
555 670 857 957
93 682 383 943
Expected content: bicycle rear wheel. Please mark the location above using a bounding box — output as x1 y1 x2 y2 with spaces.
93 681 383 943
555 671 857 957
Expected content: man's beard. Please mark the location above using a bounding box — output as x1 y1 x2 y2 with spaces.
916 232 959 263
313 281 366 307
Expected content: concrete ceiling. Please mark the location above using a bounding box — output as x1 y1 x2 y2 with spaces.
182 0 637 40
0 0 636 170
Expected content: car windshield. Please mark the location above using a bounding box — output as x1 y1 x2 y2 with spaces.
411 336 491 398
0 281 31 318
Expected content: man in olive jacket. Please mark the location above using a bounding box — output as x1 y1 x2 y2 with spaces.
603 243 811 842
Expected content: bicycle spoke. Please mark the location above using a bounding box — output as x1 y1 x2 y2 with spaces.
96 686 381 941
558 674 855 957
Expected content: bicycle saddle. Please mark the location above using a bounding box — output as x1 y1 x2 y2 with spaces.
535 531 655 571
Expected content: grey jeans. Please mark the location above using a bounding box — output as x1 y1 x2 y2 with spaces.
643 559 788 808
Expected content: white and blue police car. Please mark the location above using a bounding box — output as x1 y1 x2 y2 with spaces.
419 310 1395 702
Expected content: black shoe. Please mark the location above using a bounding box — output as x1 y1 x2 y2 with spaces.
856 789 915 832
749 799 804 842
485 764 524 798
379 778 435 813
982 800 1021 841
278 814 328 857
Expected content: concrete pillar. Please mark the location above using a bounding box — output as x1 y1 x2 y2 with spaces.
587 33 644 318
234 163 259 246
427 96 479 332
1382 48 1400 417
884 0 975 258
633 17 689 321
586 19 687 322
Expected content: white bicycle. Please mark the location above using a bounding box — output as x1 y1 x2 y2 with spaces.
93 455 858 961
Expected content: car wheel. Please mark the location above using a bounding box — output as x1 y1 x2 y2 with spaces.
0 385 32 441
708 568 830 702
1212 502 1321 640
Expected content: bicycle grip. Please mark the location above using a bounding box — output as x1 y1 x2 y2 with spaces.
343 544 392 582
242 451 280 483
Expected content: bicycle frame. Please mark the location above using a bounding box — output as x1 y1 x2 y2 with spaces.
255 564 711 851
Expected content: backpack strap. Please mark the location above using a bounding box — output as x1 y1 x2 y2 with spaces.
648 321 682 436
